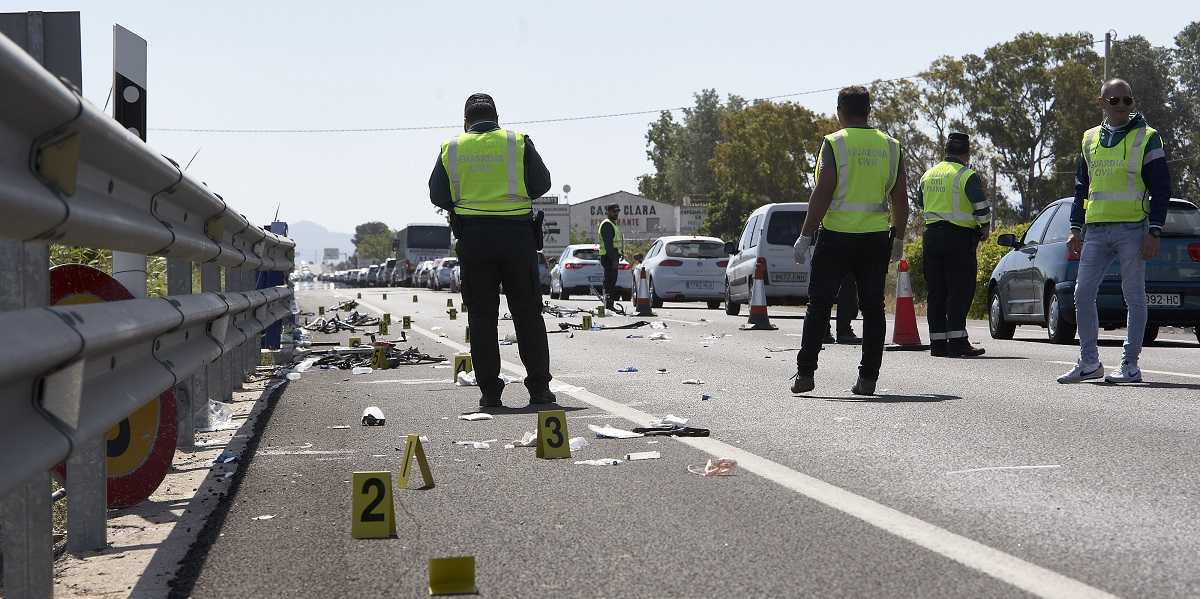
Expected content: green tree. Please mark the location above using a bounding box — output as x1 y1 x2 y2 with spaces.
354 232 394 265
963 32 1101 220
704 100 830 240
351 222 391 247
870 77 933 211
1169 22 1199 201
637 111 682 202
637 90 744 204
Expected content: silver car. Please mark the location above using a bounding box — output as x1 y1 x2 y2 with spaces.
635 236 729 309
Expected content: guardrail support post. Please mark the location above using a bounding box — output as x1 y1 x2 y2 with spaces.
168 257 195 448
222 266 235 401
65 433 106 552
0 238 52 597
246 269 258 376
201 262 221 430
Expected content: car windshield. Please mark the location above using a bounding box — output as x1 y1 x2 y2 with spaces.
665 241 726 258
1164 204 1199 236
765 211 805 245
572 248 600 260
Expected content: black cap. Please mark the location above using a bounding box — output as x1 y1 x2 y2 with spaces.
605 203 620 211
464 93 496 118
946 132 970 155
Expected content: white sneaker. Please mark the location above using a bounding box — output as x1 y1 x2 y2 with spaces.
1104 363 1143 384
1057 362 1104 384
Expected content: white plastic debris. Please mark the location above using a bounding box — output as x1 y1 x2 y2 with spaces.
199 400 236 432
251 514 276 521
681 379 705 385
624 451 661 461
648 332 669 340
328 425 350 430
650 321 668 329
454 439 497 449
456 371 478 386
285 372 302 381
361 406 385 426
651 414 688 428
294 357 319 373
688 458 737 477
458 412 494 421
568 437 588 451
351 366 373 375
587 424 644 439
574 459 622 466
512 431 537 447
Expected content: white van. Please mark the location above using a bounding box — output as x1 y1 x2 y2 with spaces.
723 202 809 315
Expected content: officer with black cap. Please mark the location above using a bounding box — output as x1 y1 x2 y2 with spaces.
429 93 555 407
917 132 991 357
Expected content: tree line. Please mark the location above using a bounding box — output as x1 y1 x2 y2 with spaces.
637 25 1200 241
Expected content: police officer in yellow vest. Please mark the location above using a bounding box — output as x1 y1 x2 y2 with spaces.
1058 79 1172 385
597 203 623 310
791 86 909 396
918 132 991 358
429 93 556 408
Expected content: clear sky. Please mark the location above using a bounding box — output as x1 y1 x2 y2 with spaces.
3 1 1196 238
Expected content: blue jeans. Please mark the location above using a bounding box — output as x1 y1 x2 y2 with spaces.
1074 221 1147 367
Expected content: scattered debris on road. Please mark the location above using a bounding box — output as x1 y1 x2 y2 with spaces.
624 451 661 461
682 379 705 385
458 413 494 422
568 437 588 451
574 459 622 466
688 458 737 477
361 406 386 426
454 439 497 449
617 367 639 373
251 514 276 521
587 424 643 439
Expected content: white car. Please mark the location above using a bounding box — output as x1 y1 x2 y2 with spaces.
549 244 632 301
413 260 435 288
430 257 458 290
724 202 810 315
635 236 729 309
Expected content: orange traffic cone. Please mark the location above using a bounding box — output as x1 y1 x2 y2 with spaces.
634 267 656 316
739 258 777 331
886 259 928 351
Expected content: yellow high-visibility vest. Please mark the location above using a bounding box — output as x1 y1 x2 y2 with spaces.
817 128 900 233
920 160 977 228
1082 124 1154 224
440 128 531 217
597 219 623 257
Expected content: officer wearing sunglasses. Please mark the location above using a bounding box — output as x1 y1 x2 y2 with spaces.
1058 79 1172 385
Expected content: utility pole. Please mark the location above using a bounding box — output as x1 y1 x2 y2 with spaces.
1103 30 1113 81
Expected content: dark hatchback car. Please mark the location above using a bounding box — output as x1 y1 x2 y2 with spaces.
988 198 1199 344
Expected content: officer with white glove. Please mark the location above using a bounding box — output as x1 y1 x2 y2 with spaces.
789 86 910 397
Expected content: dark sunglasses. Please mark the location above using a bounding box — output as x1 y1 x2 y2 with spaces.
1104 96 1134 106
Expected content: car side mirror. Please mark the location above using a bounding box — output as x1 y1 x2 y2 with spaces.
723 241 736 255
997 233 1019 248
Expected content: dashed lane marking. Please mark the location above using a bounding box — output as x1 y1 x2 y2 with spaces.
334 292 1124 599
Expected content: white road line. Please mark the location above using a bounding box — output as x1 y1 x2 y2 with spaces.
334 294 1122 599
355 378 449 385
656 317 700 326
257 450 355 456
1045 360 1199 379
946 465 1062 475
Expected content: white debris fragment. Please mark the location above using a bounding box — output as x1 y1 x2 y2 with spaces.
574 459 622 466
587 424 643 439
458 412 494 421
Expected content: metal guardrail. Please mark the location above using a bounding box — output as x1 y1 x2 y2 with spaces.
0 32 296 598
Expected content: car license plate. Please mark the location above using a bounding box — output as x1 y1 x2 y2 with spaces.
686 281 714 290
770 272 807 283
587 276 602 283
1146 293 1181 307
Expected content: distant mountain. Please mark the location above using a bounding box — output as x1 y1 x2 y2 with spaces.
287 220 355 264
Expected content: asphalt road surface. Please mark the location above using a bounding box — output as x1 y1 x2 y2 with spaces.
177 283 1199 599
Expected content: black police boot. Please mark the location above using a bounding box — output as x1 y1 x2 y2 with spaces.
948 340 985 358
790 370 815 394
528 386 557 405
479 381 504 409
836 329 862 345
851 376 877 396
930 340 949 357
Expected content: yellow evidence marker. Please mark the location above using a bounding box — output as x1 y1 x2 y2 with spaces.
398 434 435 489
447 308 458 320
350 471 396 539
383 313 392 325
379 319 390 335
382 293 387 300
581 315 592 330
402 315 412 330
371 344 390 369
318 306 325 315
428 556 476 596
446 298 454 308
452 353 473 379
348 337 362 347
536 410 571 459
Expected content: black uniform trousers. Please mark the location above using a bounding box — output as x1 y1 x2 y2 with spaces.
797 229 891 381
922 221 978 343
457 219 552 397
829 273 859 337
600 254 619 301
